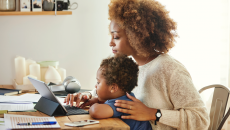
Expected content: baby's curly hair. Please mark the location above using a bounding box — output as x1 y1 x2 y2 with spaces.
109 0 178 57
100 55 139 93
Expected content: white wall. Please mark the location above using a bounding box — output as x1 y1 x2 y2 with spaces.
0 0 229 91
0 0 111 90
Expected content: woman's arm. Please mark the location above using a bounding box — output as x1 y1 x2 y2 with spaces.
158 69 210 129
115 67 210 129
89 103 113 119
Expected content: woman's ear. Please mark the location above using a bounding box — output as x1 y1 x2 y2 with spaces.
110 83 119 93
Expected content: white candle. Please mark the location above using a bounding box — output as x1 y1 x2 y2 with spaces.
26 59 36 75
15 56 26 85
57 67 66 82
23 75 37 85
29 63 41 80
45 66 61 84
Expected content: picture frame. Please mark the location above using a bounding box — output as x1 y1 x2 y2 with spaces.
20 0 30 12
32 0 42 12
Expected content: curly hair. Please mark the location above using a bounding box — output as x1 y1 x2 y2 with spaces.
108 0 178 57
100 55 139 93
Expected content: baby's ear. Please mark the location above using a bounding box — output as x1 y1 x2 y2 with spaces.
110 83 119 93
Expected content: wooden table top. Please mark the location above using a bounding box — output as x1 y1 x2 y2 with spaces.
0 85 130 130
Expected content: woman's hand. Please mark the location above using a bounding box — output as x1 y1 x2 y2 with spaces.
114 92 157 121
64 92 92 107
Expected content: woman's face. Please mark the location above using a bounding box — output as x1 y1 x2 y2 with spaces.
95 68 111 101
109 20 134 56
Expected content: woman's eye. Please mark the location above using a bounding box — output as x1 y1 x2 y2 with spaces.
97 82 99 84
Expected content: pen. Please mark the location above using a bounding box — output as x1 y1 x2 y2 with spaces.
17 121 56 125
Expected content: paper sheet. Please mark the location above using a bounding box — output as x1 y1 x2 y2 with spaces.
15 94 66 105
12 93 41 102
0 103 34 111
0 96 18 102
4 114 60 129
0 126 7 130
57 97 66 105
0 118 4 125
0 95 32 104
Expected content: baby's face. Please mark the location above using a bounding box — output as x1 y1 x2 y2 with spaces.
95 68 111 101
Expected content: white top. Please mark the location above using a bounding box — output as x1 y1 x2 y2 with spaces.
132 54 209 130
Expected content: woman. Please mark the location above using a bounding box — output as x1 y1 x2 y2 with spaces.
64 0 210 129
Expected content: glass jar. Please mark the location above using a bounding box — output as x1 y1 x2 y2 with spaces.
0 0 16 11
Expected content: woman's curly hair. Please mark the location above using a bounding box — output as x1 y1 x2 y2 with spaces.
108 0 178 57
100 55 139 93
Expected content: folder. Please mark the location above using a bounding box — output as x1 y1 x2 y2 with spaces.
0 110 8 114
0 89 18 96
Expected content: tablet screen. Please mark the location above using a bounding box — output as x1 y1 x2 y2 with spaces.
28 77 67 113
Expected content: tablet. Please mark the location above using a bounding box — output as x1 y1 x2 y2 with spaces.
28 77 68 113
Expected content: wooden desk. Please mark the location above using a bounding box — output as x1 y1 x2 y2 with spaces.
0 85 130 130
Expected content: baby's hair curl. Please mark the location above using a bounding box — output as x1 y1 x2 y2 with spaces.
100 55 139 93
109 0 178 57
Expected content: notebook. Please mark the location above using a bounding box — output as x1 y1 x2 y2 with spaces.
0 89 18 96
4 114 60 129
0 88 22 94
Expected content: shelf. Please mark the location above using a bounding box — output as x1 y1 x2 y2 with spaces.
0 11 72 16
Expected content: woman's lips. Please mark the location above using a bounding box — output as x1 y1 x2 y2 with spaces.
112 50 117 53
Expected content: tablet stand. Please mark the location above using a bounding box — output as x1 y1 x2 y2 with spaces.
35 97 67 116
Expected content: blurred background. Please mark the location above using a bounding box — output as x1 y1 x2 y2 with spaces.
0 0 229 91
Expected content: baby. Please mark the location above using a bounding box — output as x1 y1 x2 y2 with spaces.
89 55 152 130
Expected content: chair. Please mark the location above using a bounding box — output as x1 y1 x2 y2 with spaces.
199 84 230 130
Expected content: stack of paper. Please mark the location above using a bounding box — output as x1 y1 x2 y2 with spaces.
0 94 41 103
0 103 34 112
0 94 66 111
10 93 41 102
0 95 35 112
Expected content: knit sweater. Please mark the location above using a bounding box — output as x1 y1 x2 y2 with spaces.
132 54 210 130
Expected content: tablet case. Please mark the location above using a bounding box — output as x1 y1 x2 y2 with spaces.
35 96 67 116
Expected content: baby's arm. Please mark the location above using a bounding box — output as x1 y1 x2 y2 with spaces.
89 103 113 119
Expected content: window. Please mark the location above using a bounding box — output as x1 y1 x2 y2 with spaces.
159 0 229 90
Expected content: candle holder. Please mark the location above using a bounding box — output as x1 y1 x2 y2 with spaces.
43 0 54 11
0 0 16 11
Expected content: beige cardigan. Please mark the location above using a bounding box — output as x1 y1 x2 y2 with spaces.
132 54 210 130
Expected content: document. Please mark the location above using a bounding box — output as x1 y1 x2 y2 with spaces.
0 118 4 125
4 114 60 129
0 126 7 130
0 103 34 111
0 96 31 104
57 97 66 105
0 96 17 102
12 93 41 102
14 94 66 105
